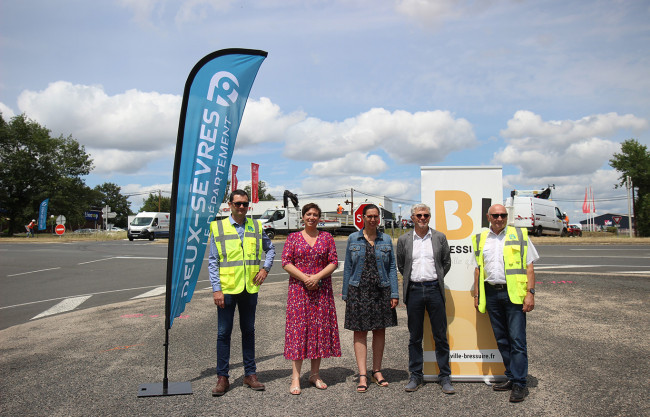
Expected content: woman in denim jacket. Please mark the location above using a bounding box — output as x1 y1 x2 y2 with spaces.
342 204 399 393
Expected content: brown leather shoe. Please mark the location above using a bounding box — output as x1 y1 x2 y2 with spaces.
243 374 265 391
211 376 229 397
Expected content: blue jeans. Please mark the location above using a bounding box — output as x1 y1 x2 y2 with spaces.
485 285 527 386
217 291 258 378
406 281 450 379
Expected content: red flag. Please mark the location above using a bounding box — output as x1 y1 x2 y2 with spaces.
591 186 596 213
251 163 259 203
231 164 238 192
582 187 590 213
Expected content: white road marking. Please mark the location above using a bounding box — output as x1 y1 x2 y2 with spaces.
78 256 167 265
535 265 598 270
542 255 650 258
131 286 166 299
536 264 649 269
0 279 201 311
30 296 91 320
7 267 61 277
569 248 649 251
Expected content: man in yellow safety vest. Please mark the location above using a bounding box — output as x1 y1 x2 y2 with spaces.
209 189 275 397
472 204 539 403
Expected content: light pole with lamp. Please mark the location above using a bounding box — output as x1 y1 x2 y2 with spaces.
398 204 402 229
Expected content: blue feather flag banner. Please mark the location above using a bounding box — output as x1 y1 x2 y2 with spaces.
38 199 49 230
167 49 267 328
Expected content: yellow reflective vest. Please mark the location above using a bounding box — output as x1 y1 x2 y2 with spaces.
210 217 263 295
473 226 529 313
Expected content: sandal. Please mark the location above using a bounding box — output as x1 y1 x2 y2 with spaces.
290 377 301 395
356 374 368 393
309 373 328 390
371 370 388 387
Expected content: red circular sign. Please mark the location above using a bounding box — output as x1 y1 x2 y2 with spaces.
55 224 66 235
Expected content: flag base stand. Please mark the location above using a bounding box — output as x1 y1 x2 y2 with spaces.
138 381 193 397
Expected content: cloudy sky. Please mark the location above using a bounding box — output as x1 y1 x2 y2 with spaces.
1 0 649 220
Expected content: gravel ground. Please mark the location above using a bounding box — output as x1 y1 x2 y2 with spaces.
1 270 648 417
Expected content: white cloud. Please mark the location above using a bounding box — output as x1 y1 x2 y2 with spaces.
395 0 461 23
306 152 389 177
17 81 181 152
87 148 173 175
117 0 164 26
238 97 306 146
0 102 16 119
395 0 499 26
495 111 647 177
284 108 476 164
501 110 648 147
174 0 235 25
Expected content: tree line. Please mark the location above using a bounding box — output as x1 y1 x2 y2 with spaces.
0 113 275 236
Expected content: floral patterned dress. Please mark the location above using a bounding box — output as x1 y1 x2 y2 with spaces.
282 231 342 360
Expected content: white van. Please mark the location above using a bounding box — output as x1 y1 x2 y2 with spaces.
128 212 170 241
505 196 566 237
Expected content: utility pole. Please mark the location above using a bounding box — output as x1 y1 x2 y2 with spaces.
626 176 633 238
159 189 162 212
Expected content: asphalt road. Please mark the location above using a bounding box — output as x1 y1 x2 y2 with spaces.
0 251 648 416
1 240 649 330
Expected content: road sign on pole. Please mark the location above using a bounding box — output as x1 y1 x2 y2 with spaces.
354 204 368 230
56 215 66 225
55 224 65 235
612 215 622 225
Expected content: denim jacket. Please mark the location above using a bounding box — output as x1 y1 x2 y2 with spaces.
342 229 399 301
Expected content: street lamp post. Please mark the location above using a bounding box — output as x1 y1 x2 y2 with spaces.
398 204 402 229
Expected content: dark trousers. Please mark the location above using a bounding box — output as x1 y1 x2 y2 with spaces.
485 284 528 386
406 281 451 379
217 291 258 377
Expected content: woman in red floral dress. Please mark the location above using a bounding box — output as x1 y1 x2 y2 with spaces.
282 203 341 395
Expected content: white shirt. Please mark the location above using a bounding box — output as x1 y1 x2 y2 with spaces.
410 229 438 282
479 227 540 284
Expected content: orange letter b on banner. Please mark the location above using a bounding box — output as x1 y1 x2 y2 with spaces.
435 190 473 240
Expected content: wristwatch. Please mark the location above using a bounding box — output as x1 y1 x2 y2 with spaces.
529 288 536 294
263 266 271 273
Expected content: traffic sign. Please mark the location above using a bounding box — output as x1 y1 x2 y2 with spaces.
101 206 111 215
612 216 622 225
56 215 66 225
106 212 117 219
55 224 65 235
354 204 381 230
354 204 368 230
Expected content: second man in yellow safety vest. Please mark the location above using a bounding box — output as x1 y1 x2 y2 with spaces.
472 204 539 403
209 189 276 397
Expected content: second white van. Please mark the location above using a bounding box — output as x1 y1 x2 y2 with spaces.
505 196 566 237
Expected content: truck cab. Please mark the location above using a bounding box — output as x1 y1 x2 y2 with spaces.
260 208 341 239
